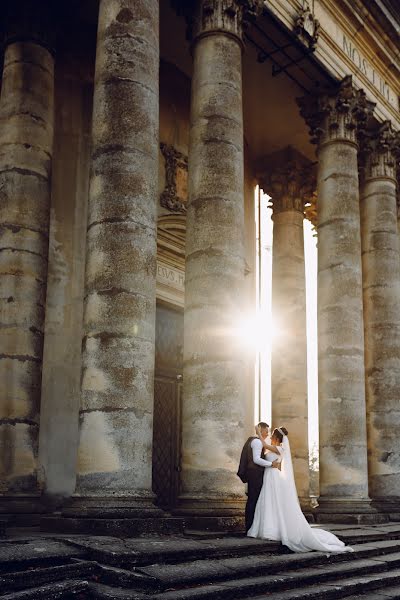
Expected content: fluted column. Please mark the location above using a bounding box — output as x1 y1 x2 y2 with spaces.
177 0 263 514
360 122 400 509
298 76 375 516
0 13 54 500
69 0 160 515
261 148 312 505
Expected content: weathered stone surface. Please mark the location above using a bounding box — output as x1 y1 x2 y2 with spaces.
3 525 400 598
263 148 313 503
179 0 249 513
75 0 159 505
298 77 373 506
360 122 400 505
0 39 54 494
38 64 93 498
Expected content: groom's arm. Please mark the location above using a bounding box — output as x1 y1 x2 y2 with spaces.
251 438 273 468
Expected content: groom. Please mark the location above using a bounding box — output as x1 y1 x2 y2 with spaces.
237 422 280 532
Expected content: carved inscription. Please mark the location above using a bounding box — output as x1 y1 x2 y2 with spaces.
342 34 394 106
157 262 185 291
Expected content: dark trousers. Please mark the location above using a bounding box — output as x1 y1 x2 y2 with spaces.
245 469 264 532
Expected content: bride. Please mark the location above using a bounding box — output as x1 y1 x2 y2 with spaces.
247 426 352 553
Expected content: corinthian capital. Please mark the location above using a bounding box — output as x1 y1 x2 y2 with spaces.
362 121 400 182
173 0 263 43
297 76 375 147
258 147 316 215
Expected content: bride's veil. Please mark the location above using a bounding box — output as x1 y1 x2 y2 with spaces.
281 435 300 506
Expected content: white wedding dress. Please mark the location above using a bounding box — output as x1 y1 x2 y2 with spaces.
247 437 352 553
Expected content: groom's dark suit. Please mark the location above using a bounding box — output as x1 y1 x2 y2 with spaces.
238 436 271 532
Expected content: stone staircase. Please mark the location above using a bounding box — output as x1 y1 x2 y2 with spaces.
1 524 400 599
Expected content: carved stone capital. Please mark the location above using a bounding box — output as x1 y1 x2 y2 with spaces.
361 121 400 182
259 147 316 215
297 76 375 148
173 0 263 44
160 143 188 214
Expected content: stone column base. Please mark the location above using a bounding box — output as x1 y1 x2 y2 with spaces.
61 495 163 519
172 496 246 532
371 497 400 518
314 497 389 524
0 496 48 527
174 496 245 517
39 494 184 536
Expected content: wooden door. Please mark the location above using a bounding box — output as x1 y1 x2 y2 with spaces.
152 374 182 509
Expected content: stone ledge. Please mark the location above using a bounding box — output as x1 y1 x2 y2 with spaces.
40 515 185 537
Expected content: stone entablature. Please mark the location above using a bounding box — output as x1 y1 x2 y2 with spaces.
266 0 400 127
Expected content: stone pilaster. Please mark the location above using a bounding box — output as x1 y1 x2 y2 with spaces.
177 0 263 515
68 0 160 516
297 76 375 517
0 12 54 501
260 148 313 506
360 121 400 511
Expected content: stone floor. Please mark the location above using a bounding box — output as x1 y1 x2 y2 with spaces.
2 523 400 599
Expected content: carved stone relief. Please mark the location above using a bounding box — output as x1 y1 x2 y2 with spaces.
160 143 188 213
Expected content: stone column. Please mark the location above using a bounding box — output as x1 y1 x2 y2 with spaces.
68 0 160 516
0 14 54 503
261 147 313 506
298 76 375 517
360 122 400 510
177 0 263 515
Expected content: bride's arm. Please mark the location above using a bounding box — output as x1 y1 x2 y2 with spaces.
255 427 280 455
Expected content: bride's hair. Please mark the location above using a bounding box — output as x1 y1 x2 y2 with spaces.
272 426 288 443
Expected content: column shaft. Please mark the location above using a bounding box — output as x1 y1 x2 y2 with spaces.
73 0 159 511
179 1 260 514
317 139 369 502
0 40 54 495
298 77 374 514
272 210 309 501
360 123 400 507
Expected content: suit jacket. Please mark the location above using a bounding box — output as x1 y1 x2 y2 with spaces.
237 436 264 483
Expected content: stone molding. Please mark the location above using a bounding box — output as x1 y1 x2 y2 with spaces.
361 121 400 182
173 0 263 43
160 143 188 213
297 75 375 147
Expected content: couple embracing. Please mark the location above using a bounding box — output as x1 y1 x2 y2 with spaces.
238 422 352 553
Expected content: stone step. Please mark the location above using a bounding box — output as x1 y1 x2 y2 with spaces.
0 519 7 537
155 567 400 600
61 526 400 570
3 541 400 596
138 543 400 590
88 582 147 599
0 560 97 595
61 535 284 568
0 579 90 599
0 539 87 573
342 587 400 600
